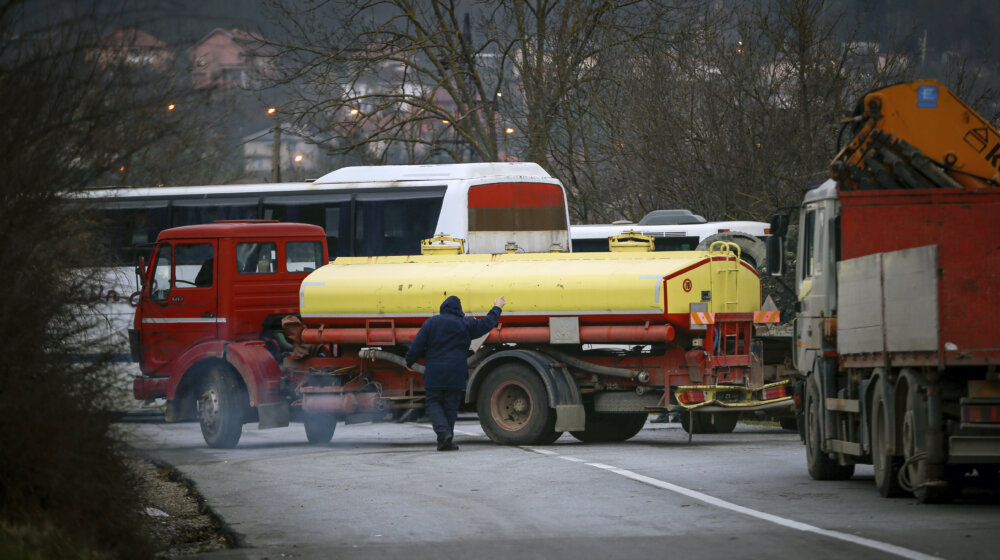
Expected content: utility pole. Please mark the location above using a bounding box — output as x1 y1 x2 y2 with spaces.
271 122 282 183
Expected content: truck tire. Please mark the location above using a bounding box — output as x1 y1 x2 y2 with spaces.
198 367 247 449
303 413 337 444
478 363 559 446
570 412 647 443
696 231 765 270
805 376 855 480
871 381 904 497
779 417 798 431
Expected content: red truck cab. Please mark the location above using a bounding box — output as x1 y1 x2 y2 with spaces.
132 221 327 445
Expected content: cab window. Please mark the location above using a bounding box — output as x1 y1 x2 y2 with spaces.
236 242 277 274
801 209 816 280
151 246 171 302
286 241 324 273
175 244 213 288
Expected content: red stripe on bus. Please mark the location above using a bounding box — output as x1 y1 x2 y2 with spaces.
468 183 565 209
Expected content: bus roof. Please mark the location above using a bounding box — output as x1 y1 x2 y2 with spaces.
157 221 326 241
314 162 554 183
75 163 560 201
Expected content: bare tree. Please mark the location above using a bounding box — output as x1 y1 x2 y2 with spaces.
263 0 675 168
580 0 914 223
0 1 233 555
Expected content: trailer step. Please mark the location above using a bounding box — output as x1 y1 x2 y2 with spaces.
825 398 860 413
827 439 862 455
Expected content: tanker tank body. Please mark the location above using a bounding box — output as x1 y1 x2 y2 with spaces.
284 243 791 445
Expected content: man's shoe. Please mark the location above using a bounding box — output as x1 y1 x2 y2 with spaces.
437 435 458 451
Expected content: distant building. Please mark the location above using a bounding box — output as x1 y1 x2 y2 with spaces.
189 28 273 89
242 124 324 182
91 28 172 68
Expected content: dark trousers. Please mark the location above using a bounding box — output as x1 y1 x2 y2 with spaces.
425 389 463 444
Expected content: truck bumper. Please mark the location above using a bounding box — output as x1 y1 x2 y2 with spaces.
673 379 794 413
133 375 169 401
948 436 1000 463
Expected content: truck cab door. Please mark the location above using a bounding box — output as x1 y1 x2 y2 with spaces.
795 203 826 370
139 240 219 373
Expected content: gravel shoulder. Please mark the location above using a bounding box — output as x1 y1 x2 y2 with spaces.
126 449 236 557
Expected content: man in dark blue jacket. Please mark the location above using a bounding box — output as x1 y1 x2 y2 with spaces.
406 294 505 451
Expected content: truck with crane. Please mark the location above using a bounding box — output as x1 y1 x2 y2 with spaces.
766 79 1000 502
131 221 791 449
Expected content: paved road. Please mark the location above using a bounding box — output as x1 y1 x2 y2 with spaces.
120 417 1000 560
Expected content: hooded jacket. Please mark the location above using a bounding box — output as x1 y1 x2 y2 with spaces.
405 295 502 390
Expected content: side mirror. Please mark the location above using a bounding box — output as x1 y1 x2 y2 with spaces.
136 256 147 287
769 213 789 237
766 234 784 277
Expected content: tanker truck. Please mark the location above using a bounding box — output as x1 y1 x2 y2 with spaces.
766 79 1000 502
132 221 790 448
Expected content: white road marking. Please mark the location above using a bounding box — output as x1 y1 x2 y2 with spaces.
522 447 941 560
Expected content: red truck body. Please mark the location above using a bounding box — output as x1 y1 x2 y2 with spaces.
839 188 1000 366
132 222 328 418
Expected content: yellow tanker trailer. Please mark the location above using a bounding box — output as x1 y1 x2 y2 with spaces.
283 243 792 445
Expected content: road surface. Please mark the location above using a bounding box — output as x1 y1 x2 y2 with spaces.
120 417 1000 559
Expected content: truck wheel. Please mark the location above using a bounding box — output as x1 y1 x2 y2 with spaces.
478 363 559 446
696 231 765 270
902 391 955 504
872 382 904 497
198 367 247 449
303 413 337 444
805 376 855 480
570 412 647 443
779 417 798 431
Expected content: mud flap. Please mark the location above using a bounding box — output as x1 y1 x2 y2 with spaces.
257 401 290 429
555 404 586 432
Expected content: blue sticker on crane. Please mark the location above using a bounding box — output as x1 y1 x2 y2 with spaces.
916 85 938 108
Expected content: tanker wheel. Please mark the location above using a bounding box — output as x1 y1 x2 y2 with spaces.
198 367 247 449
804 376 855 480
679 410 712 434
871 381 904 497
478 364 559 446
571 412 647 443
902 391 955 504
303 413 337 444
710 412 739 434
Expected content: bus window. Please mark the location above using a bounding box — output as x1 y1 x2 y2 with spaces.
171 197 258 227
353 191 444 256
572 238 610 252
95 200 169 265
653 237 699 251
286 241 324 273
263 194 349 260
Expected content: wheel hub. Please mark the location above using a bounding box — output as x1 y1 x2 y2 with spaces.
200 389 221 432
492 382 533 430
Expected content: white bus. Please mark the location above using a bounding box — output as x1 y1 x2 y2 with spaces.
570 209 770 267
75 162 571 372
